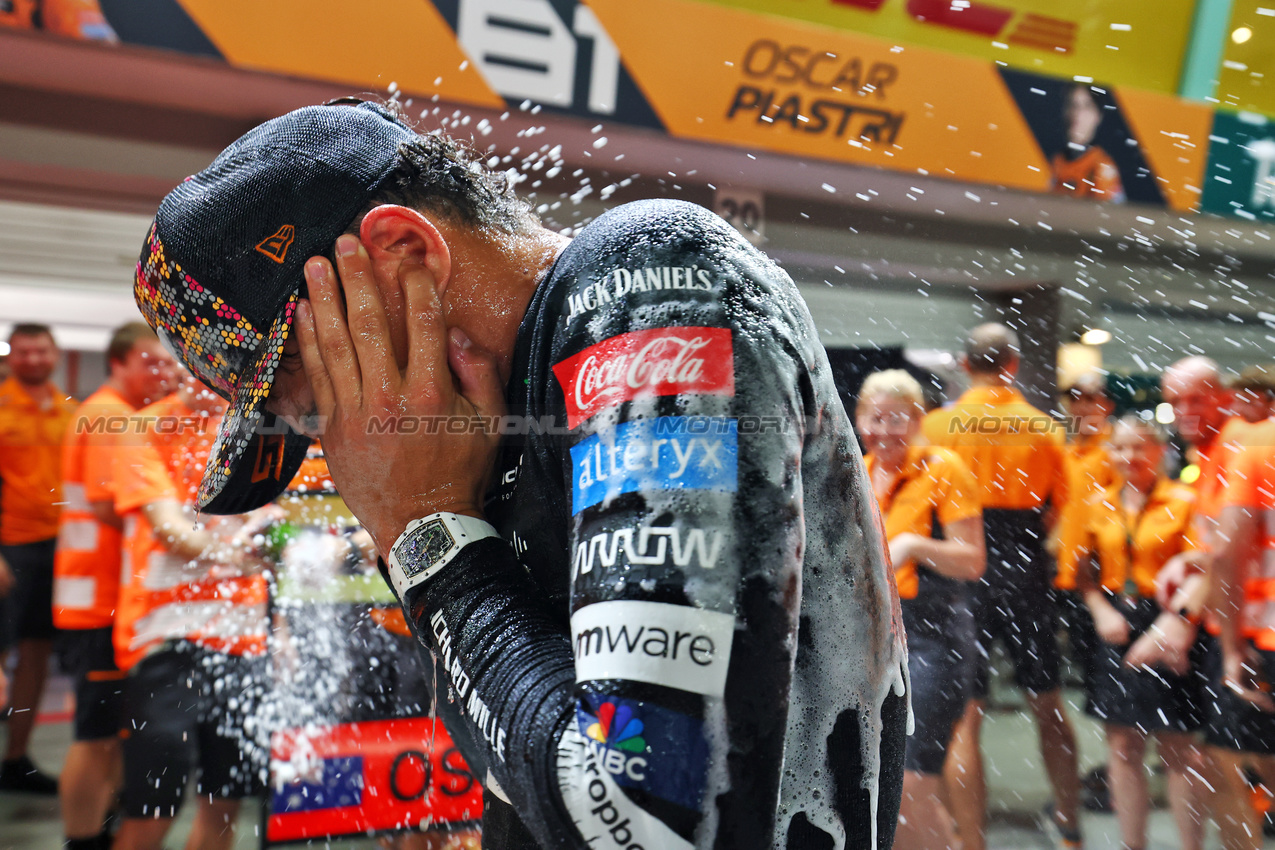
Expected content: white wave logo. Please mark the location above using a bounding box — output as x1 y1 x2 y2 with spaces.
573 526 725 579
574 334 711 413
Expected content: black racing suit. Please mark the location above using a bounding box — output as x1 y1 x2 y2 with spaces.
396 200 907 850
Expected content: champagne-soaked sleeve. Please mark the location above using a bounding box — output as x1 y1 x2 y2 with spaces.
400 200 903 850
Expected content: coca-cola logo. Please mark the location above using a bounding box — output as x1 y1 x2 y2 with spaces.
554 328 734 428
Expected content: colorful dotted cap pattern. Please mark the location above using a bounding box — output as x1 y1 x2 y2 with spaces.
133 101 418 515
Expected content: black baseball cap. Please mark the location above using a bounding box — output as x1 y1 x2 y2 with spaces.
134 100 417 514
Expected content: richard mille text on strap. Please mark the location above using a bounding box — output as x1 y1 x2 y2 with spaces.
386 512 499 598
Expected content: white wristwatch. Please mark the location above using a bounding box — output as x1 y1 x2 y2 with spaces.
386 512 499 598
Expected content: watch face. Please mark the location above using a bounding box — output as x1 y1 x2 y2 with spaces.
397 518 456 579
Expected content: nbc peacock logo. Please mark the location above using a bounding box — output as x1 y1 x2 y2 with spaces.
585 701 646 752
578 699 649 782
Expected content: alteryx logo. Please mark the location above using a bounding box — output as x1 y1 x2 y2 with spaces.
574 695 709 811
570 416 737 513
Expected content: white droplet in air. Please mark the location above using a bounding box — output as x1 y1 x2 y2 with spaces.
821 183 837 193
593 137 609 149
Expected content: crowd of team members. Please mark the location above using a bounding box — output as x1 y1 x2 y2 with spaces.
3 313 1275 850
0 321 476 850
861 323 1275 850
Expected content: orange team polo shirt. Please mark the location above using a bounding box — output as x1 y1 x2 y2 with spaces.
0 377 78 545
112 394 268 671
1218 419 1275 649
865 446 981 600
1082 478 1196 599
921 386 1068 513
53 385 135 629
1192 417 1249 527
1055 431 1116 591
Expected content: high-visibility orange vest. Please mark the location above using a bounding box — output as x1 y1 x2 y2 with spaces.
112 394 267 671
54 385 134 629
1219 419 1275 651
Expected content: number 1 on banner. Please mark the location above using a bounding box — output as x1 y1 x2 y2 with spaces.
714 188 765 245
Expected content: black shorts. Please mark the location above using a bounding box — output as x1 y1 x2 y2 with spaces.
1084 595 1203 733
903 602 974 775
969 568 1061 698
0 539 57 648
62 626 125 741
971 510 1062 699
120 642 268 818
1055 588 1098 688
1202 635 1275 755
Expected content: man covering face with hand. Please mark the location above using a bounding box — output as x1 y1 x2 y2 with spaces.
133 99 906 850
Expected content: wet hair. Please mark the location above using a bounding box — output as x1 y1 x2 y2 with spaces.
344 100 537 236
8 323 53 344
860 369 925 408
106 322 159 366
964 323 1019 375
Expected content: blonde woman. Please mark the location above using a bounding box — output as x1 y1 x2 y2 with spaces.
858 370 986 850
1078 416 1204 850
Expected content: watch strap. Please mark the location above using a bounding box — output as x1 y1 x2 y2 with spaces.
386 512 499 598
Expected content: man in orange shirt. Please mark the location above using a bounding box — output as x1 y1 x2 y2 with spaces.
1054 371 1115 687
0 323 76 794
54 322 175 850
1209 418 1275 850
111 370 275 850
922 323 1081 850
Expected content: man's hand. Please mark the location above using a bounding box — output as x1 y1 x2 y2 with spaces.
1222 643 1275 713
1155 550 1203 608
1123 613 1195 676
294 235 506 556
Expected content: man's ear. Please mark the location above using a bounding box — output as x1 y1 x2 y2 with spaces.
358 204 453 297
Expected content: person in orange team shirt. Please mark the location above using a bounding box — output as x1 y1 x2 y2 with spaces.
1152 356 1272 849
111 369 277 850
1078 417 1205 850
922 323 1080 850
1053 371 1116 693
1206 414 1275 850
0 323 76 794
1050 84 1126 203
858 369 985 850
54 322 176 850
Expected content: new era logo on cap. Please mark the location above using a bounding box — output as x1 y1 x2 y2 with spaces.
256 225 296 264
